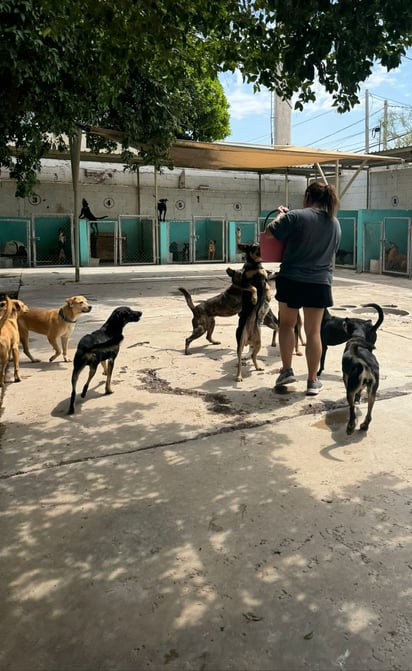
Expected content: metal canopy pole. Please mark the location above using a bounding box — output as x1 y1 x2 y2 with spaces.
315 162 328 184
338 160 368 200
69 128 82 282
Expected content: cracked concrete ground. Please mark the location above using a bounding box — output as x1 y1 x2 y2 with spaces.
1 264 412 671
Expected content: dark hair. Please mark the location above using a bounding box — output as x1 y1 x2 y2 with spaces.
304 181 339 219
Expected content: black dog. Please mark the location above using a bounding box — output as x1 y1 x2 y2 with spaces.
342 336 379 435
79 198 108 234
318 303 384 376
157 199 168 221
68 306 142 414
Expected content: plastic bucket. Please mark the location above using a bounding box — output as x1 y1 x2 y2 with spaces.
259 232 285 262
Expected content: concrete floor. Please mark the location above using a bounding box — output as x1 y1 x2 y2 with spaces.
1 265 412 671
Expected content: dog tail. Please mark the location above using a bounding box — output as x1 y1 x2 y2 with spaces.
0 296 13 332
363 303 384 332
178 287 196 313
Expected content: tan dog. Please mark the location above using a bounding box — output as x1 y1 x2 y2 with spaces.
208 239 216 260
0 297 29 386
18 295 92 363
386 243 407 272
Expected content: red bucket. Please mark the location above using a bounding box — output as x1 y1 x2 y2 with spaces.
259 232 286 262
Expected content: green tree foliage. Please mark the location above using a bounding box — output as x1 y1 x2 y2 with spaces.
1 0 412 195
0 0 230 195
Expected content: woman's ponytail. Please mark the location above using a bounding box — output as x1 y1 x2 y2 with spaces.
304 182 339 219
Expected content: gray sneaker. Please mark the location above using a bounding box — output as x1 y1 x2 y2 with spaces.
275 368 296 387
306 379 323 396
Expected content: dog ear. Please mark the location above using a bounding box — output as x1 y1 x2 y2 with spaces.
237 242 249 252
12 300 23 313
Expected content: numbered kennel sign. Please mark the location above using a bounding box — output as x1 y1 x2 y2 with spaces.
259 232 286 262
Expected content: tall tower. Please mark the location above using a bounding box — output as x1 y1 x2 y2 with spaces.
273 93 292 145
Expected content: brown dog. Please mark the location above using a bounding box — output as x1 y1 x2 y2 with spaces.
179 269 279 354
237 241 272 308
0 297 29 386
386 243 407 272
208 239 216 260
18 295 92 363
235 260 272 382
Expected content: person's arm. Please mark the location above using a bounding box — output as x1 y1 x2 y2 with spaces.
265 206 289 238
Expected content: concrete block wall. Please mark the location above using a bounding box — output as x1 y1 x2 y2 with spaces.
0 161 307 220
1 157 411 219
369 165 412 210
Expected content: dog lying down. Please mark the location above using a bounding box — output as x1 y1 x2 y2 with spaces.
342 335 379 435
68 306 142 414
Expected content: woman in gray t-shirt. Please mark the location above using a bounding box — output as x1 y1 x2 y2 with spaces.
265 181 341 396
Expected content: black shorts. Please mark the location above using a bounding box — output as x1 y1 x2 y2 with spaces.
275 275 333 309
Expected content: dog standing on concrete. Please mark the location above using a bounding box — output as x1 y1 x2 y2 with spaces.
18 295 92 363
236 242 272 381
318 303 384 376
342 335 379 434
79 198 107 235
68 306 142 414
0 297 29 387
157 199 168 221
179 268 279 354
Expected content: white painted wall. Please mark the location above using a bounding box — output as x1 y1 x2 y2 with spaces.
1 157 411 218
369 164 412 210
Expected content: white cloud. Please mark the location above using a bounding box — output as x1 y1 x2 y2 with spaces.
220 71 272 120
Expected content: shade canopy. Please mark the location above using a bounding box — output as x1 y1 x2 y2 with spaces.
81 126 404 174
166 140 403 172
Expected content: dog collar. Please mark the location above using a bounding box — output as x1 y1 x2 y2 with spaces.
59 308 77 324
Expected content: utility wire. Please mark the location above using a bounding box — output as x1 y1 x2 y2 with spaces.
306 108 382 147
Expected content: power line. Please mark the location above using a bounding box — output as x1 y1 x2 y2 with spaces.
369 92 412 110
293 108 336 128
305 108 382 147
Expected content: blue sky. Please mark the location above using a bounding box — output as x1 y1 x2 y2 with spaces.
219 48 412 152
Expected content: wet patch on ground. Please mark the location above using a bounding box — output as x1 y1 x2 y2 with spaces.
138 368 241 415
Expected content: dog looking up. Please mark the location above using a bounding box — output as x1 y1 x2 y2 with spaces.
179 268 279 354
18 295 92 363
0 297 29 387
237 241 272 312
68 306 142 414
236 243 272 381
318 303 384 376
342 336 379 435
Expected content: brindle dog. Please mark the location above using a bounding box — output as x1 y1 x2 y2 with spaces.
179 268 279 354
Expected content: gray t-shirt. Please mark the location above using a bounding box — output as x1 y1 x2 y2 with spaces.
268 207 341 285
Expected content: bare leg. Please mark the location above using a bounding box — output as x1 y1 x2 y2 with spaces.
278 302 299 371
302 307 324 381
